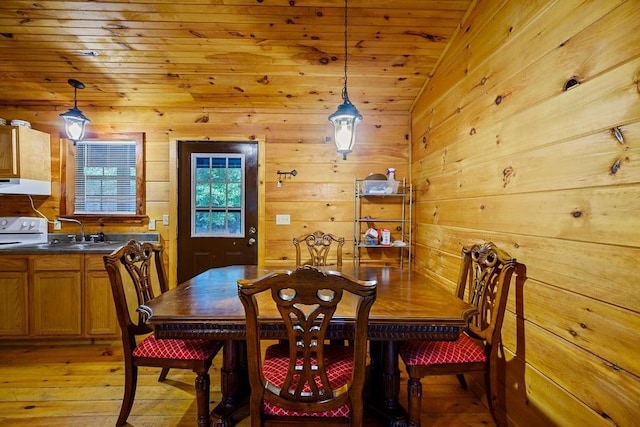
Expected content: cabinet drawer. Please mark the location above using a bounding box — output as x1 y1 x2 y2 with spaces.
85 254 107 271
0 256 28 271
32 255 82 271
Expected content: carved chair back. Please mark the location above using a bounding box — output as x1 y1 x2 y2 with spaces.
103 239 168 341
293 230 344 267
455 241 516 347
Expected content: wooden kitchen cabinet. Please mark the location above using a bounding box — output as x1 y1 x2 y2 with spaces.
84 254 118 336
0 256 29 336
0 126 51 179
31 255 82 336
0 253 119 341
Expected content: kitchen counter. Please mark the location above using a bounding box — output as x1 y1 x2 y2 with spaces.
0 233 160 254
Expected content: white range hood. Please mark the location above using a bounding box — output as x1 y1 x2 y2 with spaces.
0 178 51 195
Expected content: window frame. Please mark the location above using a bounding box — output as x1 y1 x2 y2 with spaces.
61 132 146 224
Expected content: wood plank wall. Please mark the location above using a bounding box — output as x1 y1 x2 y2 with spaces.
410 0 640 426
0 109 410 272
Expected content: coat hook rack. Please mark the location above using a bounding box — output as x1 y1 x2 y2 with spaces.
277 169 297 187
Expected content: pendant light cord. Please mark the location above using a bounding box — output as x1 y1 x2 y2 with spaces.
342 0 350 103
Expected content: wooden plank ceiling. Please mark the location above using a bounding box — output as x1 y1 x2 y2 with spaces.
0 0 472 114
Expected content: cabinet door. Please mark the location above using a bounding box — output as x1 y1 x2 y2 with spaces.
85 268 119 337
0 271 28 335
0 126 18 176
0 126 51 183
32 271 82 336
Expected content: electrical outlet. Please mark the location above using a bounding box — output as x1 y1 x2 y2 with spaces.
275 214 290 225
148 219 156 230
162 214 169 226
53 220 61 230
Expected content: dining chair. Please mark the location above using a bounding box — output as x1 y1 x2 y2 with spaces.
237 265 377 427
293 230 344 267
103 239 223 427
399 242 517 427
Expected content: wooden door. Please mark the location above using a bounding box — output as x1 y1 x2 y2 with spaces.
177 141 258 283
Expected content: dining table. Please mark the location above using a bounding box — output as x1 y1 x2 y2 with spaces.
139 264 477 427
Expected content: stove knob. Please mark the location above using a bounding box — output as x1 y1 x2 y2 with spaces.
0 219 7 226
22 221 28 229
29 221 36 229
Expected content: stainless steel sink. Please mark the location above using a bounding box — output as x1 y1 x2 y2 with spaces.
34 241 123 250
35 242 91 249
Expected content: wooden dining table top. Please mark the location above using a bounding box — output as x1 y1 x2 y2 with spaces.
140 264 477 341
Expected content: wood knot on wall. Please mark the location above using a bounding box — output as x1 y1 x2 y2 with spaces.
502 166 515 187
563 76 581 91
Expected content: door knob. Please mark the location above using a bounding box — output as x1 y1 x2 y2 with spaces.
248 238 256 246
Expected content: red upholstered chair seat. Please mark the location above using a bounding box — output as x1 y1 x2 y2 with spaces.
132 333 219 360
261 343 353 418
400 333 486 366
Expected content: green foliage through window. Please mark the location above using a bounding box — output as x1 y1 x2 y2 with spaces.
192 154 244 237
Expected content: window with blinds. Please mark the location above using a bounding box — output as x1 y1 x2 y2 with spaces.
74 139 137 214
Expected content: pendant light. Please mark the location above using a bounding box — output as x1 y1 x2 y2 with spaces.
328 0 361 161
60 78 90 143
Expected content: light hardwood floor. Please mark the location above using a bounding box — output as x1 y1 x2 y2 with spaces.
0 341 496 426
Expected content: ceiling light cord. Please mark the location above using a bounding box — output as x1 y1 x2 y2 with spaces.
342 0 350 104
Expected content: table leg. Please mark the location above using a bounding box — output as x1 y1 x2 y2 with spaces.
367 340 408 427
211 340 250 426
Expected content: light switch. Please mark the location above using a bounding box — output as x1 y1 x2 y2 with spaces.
275 214 290 225
162 214 169 225
148 219 156 230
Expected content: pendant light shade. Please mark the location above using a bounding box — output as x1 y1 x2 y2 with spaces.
60 79 90 143
329 100 361 160
329 0 361 160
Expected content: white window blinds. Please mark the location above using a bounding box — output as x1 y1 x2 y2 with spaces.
74 140 137 214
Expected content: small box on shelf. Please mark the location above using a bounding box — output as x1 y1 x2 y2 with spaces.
361 180 400 195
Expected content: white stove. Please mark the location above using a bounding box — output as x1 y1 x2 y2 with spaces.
0 216 49 248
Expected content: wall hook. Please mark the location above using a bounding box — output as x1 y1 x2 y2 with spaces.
277 169 297 187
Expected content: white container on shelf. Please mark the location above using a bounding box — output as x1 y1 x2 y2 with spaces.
379 228 391 245
361 180 399 195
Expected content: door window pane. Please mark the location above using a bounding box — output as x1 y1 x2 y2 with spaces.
191 153 245 237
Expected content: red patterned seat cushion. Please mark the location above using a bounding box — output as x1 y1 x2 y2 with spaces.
261 343 353 418
399 332 486 366
133 333 219 360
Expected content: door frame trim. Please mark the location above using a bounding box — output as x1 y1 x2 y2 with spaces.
168 136 265 287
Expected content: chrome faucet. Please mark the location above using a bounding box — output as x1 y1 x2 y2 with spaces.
57 217 85 242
